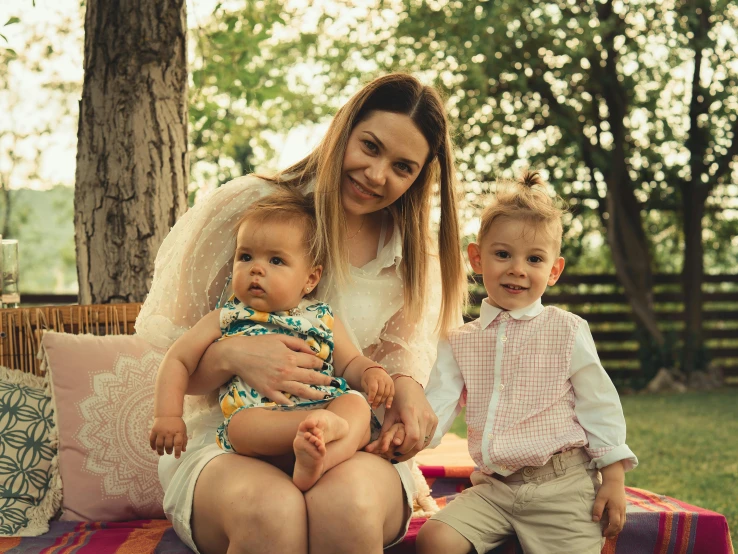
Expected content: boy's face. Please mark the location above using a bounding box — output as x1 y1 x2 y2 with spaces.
468 216 565 312
232 219 322 313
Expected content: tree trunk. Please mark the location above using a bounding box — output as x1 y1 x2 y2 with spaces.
681 189 706 372
75 0 188 304
597 0 663 345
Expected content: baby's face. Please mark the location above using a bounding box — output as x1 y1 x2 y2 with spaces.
232 219 321 313
469 216 565 312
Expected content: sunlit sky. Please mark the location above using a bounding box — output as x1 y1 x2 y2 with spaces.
0 0 329 192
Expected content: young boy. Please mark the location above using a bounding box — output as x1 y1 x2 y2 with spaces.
417 171 637 554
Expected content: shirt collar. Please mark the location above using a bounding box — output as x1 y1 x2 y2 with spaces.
479 298 544 329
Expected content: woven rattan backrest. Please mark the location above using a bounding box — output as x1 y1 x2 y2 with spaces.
0 303 142 376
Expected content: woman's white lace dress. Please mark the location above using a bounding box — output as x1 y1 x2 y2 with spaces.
136 175 443 552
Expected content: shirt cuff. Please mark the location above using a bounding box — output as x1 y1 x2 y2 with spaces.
587 444 639 472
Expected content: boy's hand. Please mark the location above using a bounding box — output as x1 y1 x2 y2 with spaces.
593 463 627 537
361 366 394 409
150 416 188 458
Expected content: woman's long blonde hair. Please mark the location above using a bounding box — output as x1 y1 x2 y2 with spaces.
262 73 465 336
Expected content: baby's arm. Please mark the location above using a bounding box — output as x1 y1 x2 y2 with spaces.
150 309 222 458
331 317 394 409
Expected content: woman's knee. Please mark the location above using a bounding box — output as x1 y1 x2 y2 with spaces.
305 453 405 547
193 455 308 554
225 478 307 540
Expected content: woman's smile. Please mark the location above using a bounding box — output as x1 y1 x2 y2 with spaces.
348 175 382 199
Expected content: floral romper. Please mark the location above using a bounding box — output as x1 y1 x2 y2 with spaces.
215 295 367 452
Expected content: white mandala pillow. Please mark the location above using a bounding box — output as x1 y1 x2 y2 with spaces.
41 332 166 521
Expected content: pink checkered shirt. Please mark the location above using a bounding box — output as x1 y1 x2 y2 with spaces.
425 299 637 475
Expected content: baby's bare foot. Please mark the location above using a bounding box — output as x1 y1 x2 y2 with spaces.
300 411 349 445
292 411 349 491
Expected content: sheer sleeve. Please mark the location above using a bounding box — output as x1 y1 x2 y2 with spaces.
367 255 459 387
136 175 273 348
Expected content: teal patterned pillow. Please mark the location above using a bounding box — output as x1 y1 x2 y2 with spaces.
0 366 61 537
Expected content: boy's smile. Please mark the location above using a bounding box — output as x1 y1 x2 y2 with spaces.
468 216 565 312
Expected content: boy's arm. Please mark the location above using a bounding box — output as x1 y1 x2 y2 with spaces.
593 460 627 537
424 339 464 449
570 321 638 471
154 309 223 418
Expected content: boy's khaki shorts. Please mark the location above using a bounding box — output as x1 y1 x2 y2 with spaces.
431 448 606 554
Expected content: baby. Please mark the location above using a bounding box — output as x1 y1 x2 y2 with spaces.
149 187 393 491
417 171 637 554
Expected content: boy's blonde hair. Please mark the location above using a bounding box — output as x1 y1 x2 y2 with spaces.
234 186 325 268
478 170 566 255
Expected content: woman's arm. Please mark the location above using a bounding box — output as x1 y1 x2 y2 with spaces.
187 333 335 405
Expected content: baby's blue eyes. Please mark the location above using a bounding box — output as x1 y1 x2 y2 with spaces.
528 256 543 263
238 254 284 265
495 251 510 259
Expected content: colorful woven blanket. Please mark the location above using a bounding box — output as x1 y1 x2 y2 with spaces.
0 466 733 554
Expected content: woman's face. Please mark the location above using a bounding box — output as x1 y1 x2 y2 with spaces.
341 110 430 217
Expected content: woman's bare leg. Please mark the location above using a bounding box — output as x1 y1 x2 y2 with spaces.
293 393 371 491
305 451 407 554
191 453 308 554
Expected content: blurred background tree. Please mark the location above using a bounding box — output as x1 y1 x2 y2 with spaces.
3 0 737 372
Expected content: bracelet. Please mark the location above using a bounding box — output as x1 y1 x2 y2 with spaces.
362 365 388 375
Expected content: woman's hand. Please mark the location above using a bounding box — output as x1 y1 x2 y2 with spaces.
188 334 332 405
365 375 437 462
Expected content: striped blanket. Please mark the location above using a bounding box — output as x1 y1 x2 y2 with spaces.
0 466 732 554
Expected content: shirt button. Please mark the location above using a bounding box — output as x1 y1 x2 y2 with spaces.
499 384 505 390
499 465 507 470
500 336 508 343
487 433 494 440
502 313 509 319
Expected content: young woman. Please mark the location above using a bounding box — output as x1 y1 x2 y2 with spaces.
137 73 466 554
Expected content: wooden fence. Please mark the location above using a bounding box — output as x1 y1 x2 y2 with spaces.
16 273 738 382
467 273 738 383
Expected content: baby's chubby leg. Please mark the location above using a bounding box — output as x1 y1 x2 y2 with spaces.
226 407 321 457
293 393 371 491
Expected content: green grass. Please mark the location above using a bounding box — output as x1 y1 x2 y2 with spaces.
448 388 738 545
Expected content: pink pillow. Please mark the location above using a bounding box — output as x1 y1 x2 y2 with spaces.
40 332 166 521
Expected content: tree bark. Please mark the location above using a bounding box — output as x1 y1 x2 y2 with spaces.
75 0 188 304
596 0 663 345
680 1 711 373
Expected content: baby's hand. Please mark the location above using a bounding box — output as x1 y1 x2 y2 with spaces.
149 416 188 458
361 366 394 409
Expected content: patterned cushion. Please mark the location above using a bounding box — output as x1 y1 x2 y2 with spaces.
40 332 166 521
0 366 61 537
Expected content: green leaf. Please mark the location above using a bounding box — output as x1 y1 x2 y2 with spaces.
4 17 20 26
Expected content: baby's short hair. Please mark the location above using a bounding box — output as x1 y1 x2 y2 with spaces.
235 186 324 267
477 170 566 255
